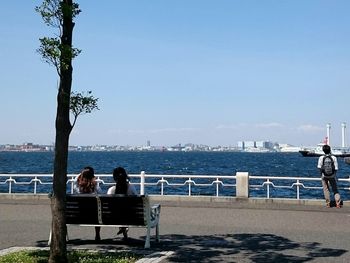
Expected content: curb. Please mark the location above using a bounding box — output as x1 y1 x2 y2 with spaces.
136 251 174 263
0 246 174 263
0 247 48 256
1 194 349 212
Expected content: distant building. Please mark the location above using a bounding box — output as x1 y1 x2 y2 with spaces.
168 143 185 151
256 141 274 149
237 141 245 150
238 140 275 152
244 141 256 148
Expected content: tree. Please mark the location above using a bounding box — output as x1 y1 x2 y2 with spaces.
36 1 98 262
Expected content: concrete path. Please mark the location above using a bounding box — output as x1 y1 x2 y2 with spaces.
0 195 350 262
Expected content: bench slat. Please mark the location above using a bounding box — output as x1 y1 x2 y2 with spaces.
66 195 99 224
100 195 146 225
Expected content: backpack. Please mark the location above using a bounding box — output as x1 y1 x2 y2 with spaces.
321 155 335 177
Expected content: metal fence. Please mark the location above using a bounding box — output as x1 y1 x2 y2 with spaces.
1 172 350 200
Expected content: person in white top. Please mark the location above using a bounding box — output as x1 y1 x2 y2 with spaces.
317 145 341 208
73 166 102 241
73 166 102 194
107 167 138 238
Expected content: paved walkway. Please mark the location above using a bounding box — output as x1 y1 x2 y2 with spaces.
0 195 350 262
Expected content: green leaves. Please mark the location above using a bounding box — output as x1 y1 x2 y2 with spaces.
70 91 99 115
37 37 81 75
60 44 81 72
35 0 81 28
37 37 60 72
35 0 62 28
61 1 81 19
70 91 99 128
36 0 82 74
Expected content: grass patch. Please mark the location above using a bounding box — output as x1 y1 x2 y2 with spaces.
0 249 141 263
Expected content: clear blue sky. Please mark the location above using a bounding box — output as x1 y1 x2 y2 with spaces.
1 0 349 147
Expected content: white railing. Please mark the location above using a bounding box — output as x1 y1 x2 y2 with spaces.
0 172 350 200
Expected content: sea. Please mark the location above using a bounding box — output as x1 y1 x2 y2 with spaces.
1 151 349 199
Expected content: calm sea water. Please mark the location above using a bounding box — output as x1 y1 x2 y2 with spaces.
1 151 349 199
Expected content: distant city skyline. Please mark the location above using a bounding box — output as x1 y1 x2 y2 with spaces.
1 1 350 147
0 140 295 153
0 131 347 149
0 122 348 147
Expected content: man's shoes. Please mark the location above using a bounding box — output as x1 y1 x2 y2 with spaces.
326 200 330 208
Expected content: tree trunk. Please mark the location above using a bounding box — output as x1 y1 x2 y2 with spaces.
49 1 74 262
49 120 70 263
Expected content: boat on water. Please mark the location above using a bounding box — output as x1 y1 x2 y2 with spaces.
299 122 350 157
299 143 350 157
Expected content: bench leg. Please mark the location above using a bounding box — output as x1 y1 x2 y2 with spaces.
48 229 52 246
145 226 151 249
156 224 160 242
48 228 69 245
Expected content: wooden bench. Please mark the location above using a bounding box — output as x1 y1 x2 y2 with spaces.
48 194 161 248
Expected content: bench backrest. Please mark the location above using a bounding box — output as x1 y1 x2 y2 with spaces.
66 194 147 226
66 194 100 224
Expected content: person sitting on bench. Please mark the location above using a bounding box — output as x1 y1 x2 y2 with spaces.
107 166 137 239
74 166 102 241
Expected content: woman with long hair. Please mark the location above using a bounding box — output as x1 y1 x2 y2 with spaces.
107 167 137 238
74 166 102 241
74 166 99 193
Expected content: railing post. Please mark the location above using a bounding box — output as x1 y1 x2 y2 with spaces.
34 175 37 194
216 177 219 197
70 176 75 194
161 177 164 196
9 176 12 194
140 171 145 195
96 176 101 190
296 179 300 200
236 172 249 198
267 178 270 198
188 177 192 196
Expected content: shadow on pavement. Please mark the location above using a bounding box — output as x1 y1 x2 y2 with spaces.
37 233 348 262
156 233 348 262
